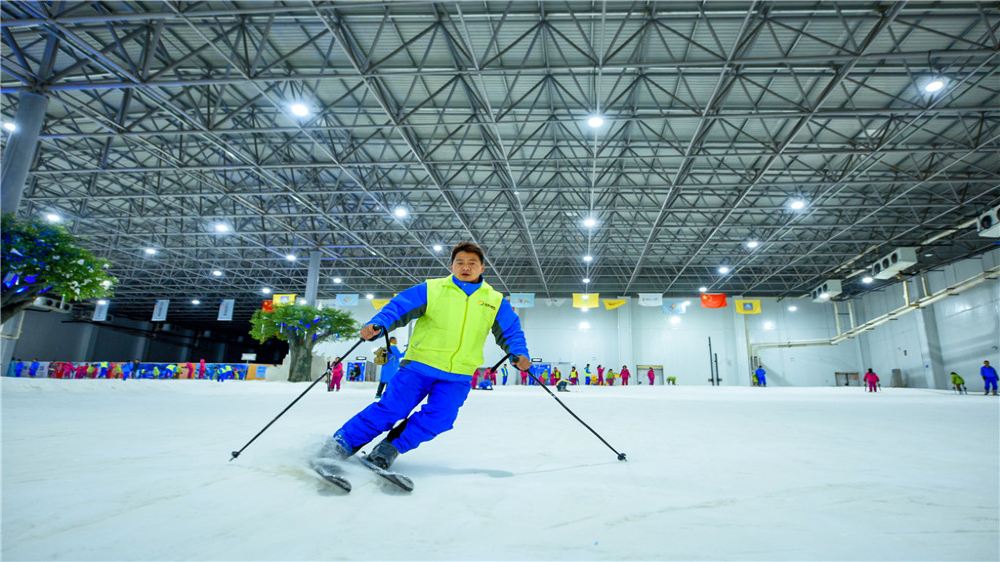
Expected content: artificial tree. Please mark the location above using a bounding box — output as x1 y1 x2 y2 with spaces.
1 213 115 324
249 303 359 382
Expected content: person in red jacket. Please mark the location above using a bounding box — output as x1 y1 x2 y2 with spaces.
647 367 655 386
596 364 605 386
863 368 879 392
519 369 528 385
620 365 631 386
328 359 345 392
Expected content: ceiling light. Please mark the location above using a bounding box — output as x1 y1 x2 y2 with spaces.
365 293 374 300
745 240 759 249
298 298 308 305
699 286 708 293
143 247 157 256
393 206 408 218
432 244 443 252
924 78 945 93
669 315 681 326
44 212 62 223
97 299 109 306
819 292 830 300
924 253 934 257
289 102 310 117
763 321 775 331
582 278 591 284
2 122 16 132
718 266 731 275
285 254 297 262
213 222 231 233
211 270 223 277
861 276 874 284
583 255 593 263
191 299 201 305
787 305 798 312
586 115 605 128
578 321 591 330
333 277 343 284
582 217 597 228
261 287 272 295
788 199 807 211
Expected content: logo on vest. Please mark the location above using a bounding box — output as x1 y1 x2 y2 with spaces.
477 300 497 311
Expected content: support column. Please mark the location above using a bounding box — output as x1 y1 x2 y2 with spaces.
1 91 49 213
915 305 947 389
617 297 634 368
305 251 321 305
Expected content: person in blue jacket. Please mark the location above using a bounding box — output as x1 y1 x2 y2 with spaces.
28 359 41 377
755 366 767 387
981 360 998 396
314 242 532 471
375 337 403 399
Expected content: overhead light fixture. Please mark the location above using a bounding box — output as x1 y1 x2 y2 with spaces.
261 287 272 295
289 102 310 117
143 247 157 256
586 115 605 128
745 240 759 249
97 299 109 306
578 321 591 330
333 277 343 284
861 276 874 284
787 305 798 312
285 254 297 262
2 122 16 132
582 217 597 228
788 199 807 211
213 222 231 233
44 212 62 223
365 293 375 300
669 315 682 326
298 298 308 305
211 270 223 277
699 286 708 293
718 266 731 275
924 78 945 93
191 299 201 305
582 278 591 284
763 321 775 331
819 292 830 300
583 255 593 263
432 244 443 252
393 206 408 218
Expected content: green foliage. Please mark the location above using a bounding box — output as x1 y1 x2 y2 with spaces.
249 303 359 348
1 213 115 323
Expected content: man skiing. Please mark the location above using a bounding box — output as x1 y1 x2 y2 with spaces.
864 368 879 392
314 242 532 471
981 360 998 396
755 366 767 387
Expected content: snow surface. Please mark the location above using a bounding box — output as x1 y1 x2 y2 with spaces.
2 378 998 561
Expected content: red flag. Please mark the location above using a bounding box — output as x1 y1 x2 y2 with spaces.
262 299 274 312
700 293 728 309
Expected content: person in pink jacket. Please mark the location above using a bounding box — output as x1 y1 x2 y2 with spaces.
863 368 879 392
647 368 655 386
328 359 345 392
596 364 605 386
620 365 631 386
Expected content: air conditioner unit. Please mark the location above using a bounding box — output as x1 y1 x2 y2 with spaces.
870 247 918 280
29 296 72 314
811 280 843 302
978 204 1000 238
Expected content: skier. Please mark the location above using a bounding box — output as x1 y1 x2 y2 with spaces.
605 368 615 386
620 365 631 386
314 242 531 471
950 372 967 394
755 366 767 387
198 358 206 380
584 364 592 385
375 337 402 399
863 368 879 392
981 360 998 396
596 364 604 386
569 366 579 385
647 367 656 386
328 359 344 392
500 364 509 385
476 377 494 391
28 359 40 377
519 368 528 385
556 378 570 392
552 366 562 385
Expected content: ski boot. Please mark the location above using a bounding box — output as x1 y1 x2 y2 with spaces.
313 433 358 468
366 439 400 470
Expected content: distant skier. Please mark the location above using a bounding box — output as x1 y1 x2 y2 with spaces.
864 368 879 393
620 365 631 386
313 242 531 471
328 359 344 392
556 379 570 392
569 366 579 385
981 360 998 396
647 367 656 386
500 364 509 385
520 368 529 385
755 367 767 387
376 337 402 399
597 364 605 386
950 372 967 394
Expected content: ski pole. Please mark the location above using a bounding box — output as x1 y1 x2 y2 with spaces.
229 331 389 461
495 353 628 462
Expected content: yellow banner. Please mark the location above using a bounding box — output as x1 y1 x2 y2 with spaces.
602 298 627 310
735 299 762 315
371 298 391 311
572 293 600 309
272 293 297 306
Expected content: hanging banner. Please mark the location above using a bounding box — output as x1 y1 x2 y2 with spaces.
543 298 566 307
217 299 235 321
662 300 690 315
92 301 109 322
638 293 663 307
151 299 170 321
602 298 627 311
261 300 274 312
572 293 600 309
335 293 360 307
509 293 535 308
371 298 391 311
700 293 728 309
272 293 297 306
735 299 762 315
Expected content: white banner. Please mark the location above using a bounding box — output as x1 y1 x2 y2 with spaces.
151 299 170 321
92 301 109 322
335 293 360 307
509 293 535 308
638 293 663 307
543 298 567 307
218 299 235 321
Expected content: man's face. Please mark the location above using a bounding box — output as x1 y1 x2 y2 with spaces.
451 251 485 282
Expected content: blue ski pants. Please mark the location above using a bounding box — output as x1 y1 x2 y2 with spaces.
985 379 998 393
336 363 471 454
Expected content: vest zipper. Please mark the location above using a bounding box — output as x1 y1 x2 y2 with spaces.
449 286 472 372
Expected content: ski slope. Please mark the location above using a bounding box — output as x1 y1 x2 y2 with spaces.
2 378 997 561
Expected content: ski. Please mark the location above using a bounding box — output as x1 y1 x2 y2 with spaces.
312 462 352 493
357 454 414 492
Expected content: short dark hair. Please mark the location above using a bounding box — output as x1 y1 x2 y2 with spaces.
451 241 485 264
